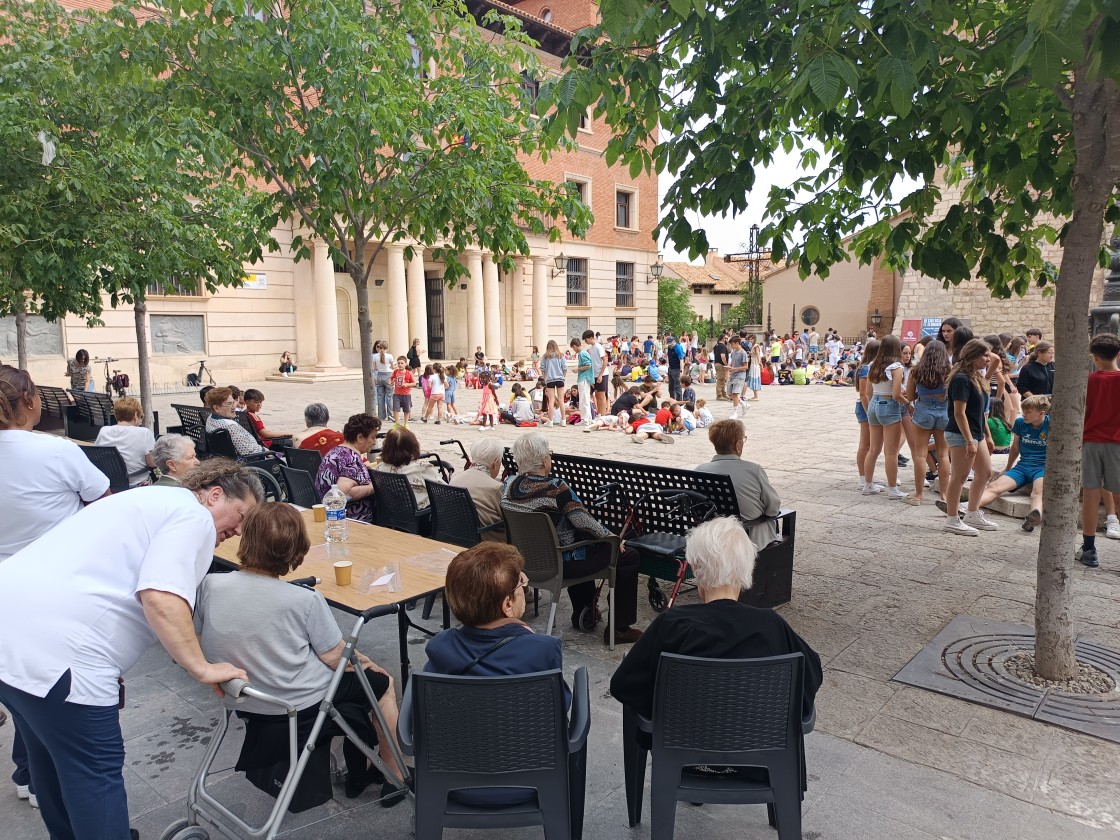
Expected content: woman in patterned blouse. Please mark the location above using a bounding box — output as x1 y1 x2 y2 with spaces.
315 414 381 523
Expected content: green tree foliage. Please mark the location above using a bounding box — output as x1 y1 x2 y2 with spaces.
546 0 1120 678
657 276 696 337
122 0 591 413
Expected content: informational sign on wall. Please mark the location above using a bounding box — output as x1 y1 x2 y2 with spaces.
921 317 943 339
900 319 922 346
242 273 268 290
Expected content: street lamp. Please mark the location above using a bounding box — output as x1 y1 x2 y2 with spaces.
870 308 883 329
646 253 664 284
551 252 568 278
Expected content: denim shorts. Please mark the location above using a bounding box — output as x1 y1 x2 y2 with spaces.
867 395 902 426
912 398 949 431
854 401 867 424
945 430 969 448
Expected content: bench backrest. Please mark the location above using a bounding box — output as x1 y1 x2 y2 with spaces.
36 385 71 420
172 404 210 456
68 389 115 427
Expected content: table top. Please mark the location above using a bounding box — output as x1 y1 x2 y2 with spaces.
214 509 462 613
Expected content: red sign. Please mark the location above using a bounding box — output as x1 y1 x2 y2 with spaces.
900 319 922 346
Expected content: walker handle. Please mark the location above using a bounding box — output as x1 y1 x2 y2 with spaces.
361 603 400 622
290 576 320 589
221 678 250 698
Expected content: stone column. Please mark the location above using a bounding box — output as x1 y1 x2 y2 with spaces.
386 243 408 358
312 239 342 369
483 254 502 360
531 255 550 353
510 257 527 358
466 248 485 358
406 248 428 355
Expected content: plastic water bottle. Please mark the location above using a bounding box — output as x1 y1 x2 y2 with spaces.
323 484 349 543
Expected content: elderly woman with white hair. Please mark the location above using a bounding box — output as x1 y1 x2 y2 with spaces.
153 433 201 487
449 437 506 539
610 516 821 725
291 402 344 455
502 432 643 645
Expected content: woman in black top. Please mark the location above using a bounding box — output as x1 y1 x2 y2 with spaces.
941 339 996 536
407 338 423 377
1016 341 1054 397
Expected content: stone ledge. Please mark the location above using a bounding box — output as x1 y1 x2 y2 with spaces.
265 369 365 383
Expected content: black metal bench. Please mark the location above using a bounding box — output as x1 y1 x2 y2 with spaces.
501 450 795 609
66 389 116 441
172 404 211 458
33 385 72 435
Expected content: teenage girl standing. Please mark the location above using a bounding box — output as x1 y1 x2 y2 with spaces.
855 340 879 491
905 340 951 504
940 339 998 535
863 335 907 499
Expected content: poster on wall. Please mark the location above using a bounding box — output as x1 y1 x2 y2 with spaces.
900 319 922 346
242 273 267 290
921 317 943 339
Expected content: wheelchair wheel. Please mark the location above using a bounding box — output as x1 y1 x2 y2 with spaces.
577 605 600 632
648 586 669 612
160 821 208 840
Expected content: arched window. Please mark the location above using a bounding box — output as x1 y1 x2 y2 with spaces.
540 7 553 21
800 306 820 327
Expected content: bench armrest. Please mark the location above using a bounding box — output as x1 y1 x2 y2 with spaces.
802 705 816 735
478 520 506 535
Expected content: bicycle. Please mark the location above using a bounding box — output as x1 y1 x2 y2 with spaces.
93 357 130 398
185 359 215 388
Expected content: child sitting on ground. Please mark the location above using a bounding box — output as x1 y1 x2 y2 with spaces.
791 360 808 385
987 396 1013 454
694 398 714 428
975 395 1050 532
669 403 695 434
679 375 697 406
777 364 794 385
623 406 675 444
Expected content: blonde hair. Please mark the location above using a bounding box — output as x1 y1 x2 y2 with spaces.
113 397 143 423
1021 395 1051 413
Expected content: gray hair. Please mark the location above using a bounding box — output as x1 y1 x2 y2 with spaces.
685 517 756 591
303 402 330 427
152 433 193 474
511 432 550 475
470 437 505 471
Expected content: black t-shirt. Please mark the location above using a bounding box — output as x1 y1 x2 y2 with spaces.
714 342 729 367
946 372 985 439
1017 361 1054 397
611 393 640 416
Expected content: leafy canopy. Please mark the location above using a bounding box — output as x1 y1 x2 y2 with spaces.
544 0 1120 294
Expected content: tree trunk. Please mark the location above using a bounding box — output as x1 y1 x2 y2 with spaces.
352 270 375 415
15 303 27 371
1034 76 1120 680
134 298 154 432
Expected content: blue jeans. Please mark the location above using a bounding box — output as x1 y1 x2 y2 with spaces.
0 672 128 840
668 368 682 401
11 723 32 788
374 373 393 420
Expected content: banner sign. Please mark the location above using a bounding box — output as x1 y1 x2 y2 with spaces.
921 317 943 339
900 319 922 346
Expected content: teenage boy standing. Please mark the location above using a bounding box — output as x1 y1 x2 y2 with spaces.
1078 333 1120 567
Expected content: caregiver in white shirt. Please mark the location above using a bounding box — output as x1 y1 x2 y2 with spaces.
0 458 262 840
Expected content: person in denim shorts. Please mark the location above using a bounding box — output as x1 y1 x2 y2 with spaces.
862 335 907 499
904 341 951 503
854 340 878 489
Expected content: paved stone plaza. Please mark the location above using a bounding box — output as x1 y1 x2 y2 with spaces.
4 375 1120 838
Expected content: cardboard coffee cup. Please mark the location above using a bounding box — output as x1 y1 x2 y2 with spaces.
333 560 353 586
312 504 326 522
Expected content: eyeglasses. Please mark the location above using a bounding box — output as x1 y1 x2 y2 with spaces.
512 572 528 595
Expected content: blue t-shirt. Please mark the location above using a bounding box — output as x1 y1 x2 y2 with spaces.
577 349 595 385
643 339 655 355
1014 416 1049 469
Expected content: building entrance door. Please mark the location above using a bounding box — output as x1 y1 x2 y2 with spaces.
426 274 445 359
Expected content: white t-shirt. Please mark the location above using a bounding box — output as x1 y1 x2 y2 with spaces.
95 424 155 486
0 487 216 705
510 395 536 423
429 374 446 397
0 430 110 561
591 341 607 379
372 352 395 374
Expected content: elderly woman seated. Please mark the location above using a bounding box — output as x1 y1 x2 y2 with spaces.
194 503 407 807
292 402 345 455
694 419 781 551
94 397 156 487
502 432 642 645
204 386 268 458
152 434 200 487
610 517 821 745
315 414 380 523
424 542 566 806
373 427 444 510
448 438 505 538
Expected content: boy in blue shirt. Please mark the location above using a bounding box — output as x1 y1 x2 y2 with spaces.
573 337 595 427
975 395 1050 531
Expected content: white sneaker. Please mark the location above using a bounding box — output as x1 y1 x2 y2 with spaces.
659 436 675 444
886 486 907 500
1106 516 1120 540
962 510 999 531
16 785 38 808
281 372 289 378
944 517 979 536
862 484 885 496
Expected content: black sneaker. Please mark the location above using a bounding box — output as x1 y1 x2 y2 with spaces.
1077 547 1099 568
897 455 910 467
345 763 386 798
925 470 937 483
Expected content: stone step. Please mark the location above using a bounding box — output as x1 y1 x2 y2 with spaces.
265 370 365 383
984 493 1033 519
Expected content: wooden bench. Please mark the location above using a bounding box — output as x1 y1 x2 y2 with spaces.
33 385 72 435
66 389 116 441
501 451 796 609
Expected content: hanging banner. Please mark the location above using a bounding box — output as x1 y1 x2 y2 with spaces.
900 319 922 346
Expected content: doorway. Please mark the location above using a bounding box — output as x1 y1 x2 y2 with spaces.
425 274 445 359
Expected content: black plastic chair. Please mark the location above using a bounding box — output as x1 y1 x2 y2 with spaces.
398 668 591 840
623 652 815 840
81 445 151 494
500 507 619 648
425 481 505 548
284 447 323 477
370 470 431 536
206 428 240 460
280 465 320 508
248 466 284 502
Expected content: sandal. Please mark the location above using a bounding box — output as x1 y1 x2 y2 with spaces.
904 495 922 506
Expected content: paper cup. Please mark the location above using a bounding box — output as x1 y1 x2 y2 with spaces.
333 560 353 586
312 504 326 522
